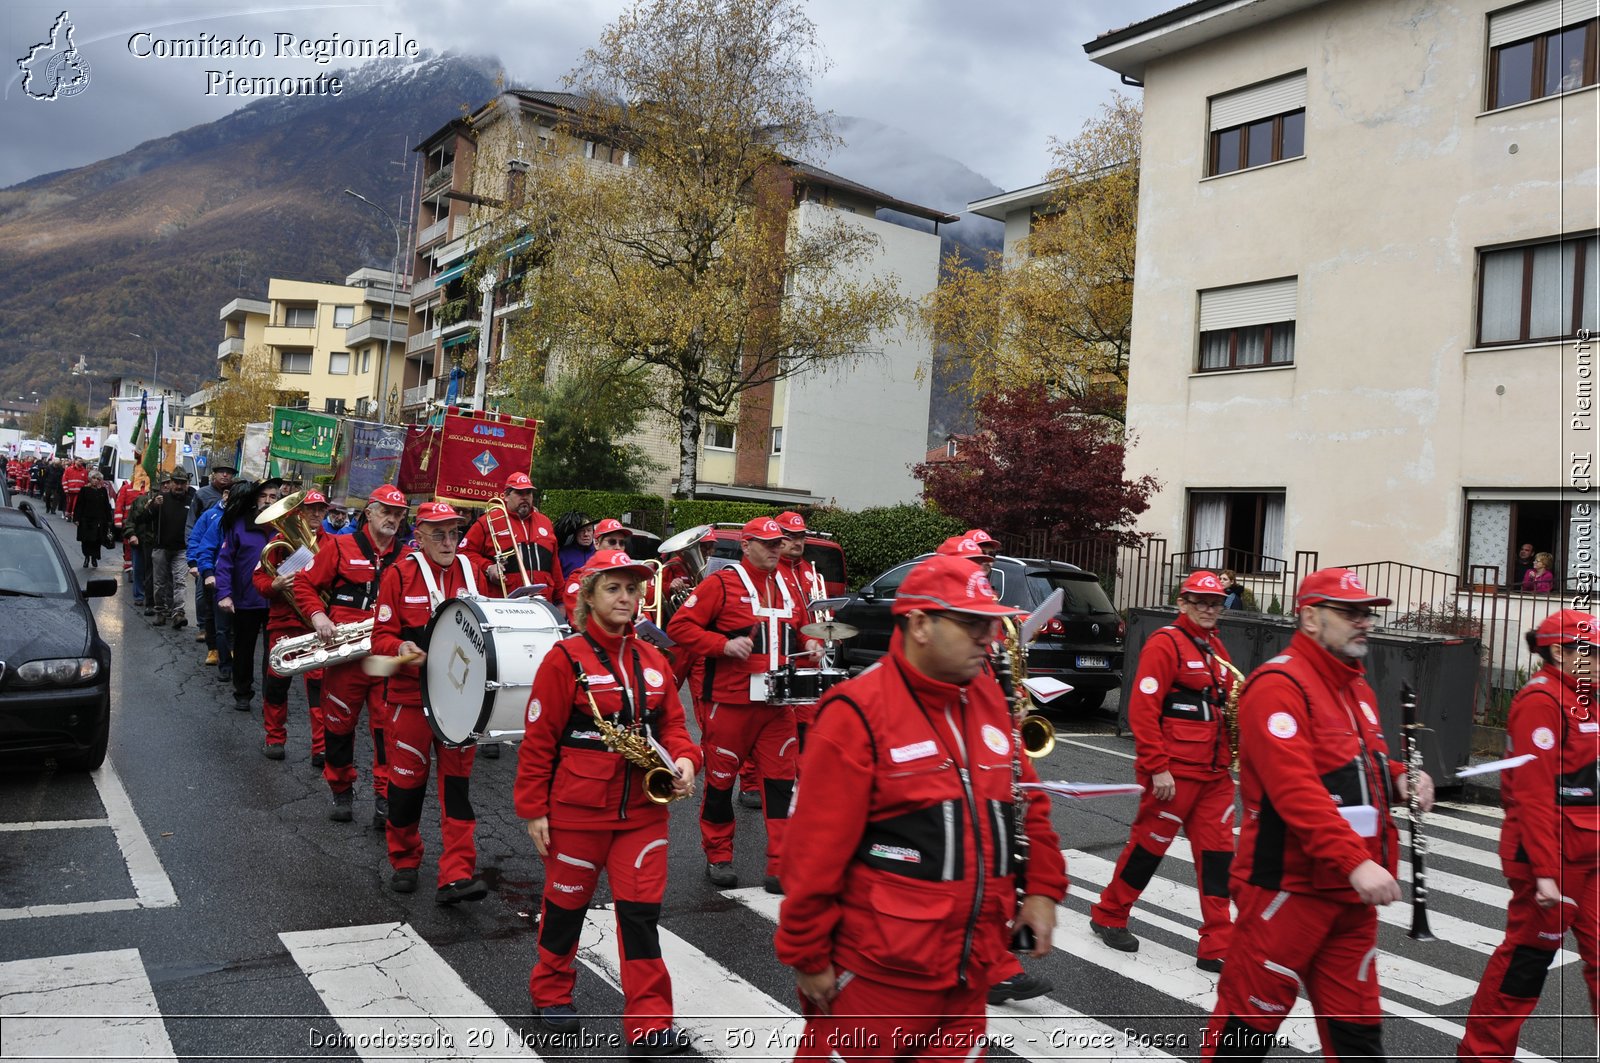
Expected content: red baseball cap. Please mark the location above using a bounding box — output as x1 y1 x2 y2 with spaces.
369 485 407 508
1534 609 1598 647
965 528 1001 554
1180 570 1227 598
776 511 808 534
594 518 627 537
1295 568 1393 609
505 472 535 491
891 554 1025 618
580 549 653 582
415 501 466 524
741 517 785 542
936 535 985 561
302 490 327 506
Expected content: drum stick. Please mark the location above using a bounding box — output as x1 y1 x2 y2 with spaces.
362 652 424 677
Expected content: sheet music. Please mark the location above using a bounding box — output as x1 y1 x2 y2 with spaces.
274 545 316 576
647 733 682 778
1019 781 1144 800
1022 676 1074 702
1455 753 1536 778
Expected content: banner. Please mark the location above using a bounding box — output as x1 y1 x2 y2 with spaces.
270 406 338 465
240 422 271 479
396 424 441 495
338 419 408 505
433 409 538 506
113 396 180 466
73 425 102 462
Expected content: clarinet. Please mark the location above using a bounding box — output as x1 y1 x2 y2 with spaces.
1400 681 1435 941
993 618 1034 953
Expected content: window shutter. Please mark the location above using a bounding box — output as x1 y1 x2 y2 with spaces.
1199 278 1299 331
1209 72 1308 131
1489 0 1598 47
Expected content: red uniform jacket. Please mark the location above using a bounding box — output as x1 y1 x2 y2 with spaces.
776 644 1068 991
252 529 333 638
778 556 826 606
1127 615 1234 779
514 627 701 830
114 483 145 528
1232 631 1405 902
293 526 406 626
369 551 485 706
1499 663 1600 878
667 559 808 705
62 465 87 494
462 507 563 602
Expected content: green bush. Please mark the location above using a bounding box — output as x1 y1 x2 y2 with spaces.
807 505 965 588
542 490 669 535
668 500 776 530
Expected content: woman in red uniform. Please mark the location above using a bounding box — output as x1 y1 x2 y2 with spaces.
515 550 701 1052
1459 609 1599 1061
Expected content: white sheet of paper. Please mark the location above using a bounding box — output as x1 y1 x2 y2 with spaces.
274 545 316 576
1455 753 1537 778
647 733 681 778
1022 676 1074 701
1338 804 1379 838
1019 781 1144 800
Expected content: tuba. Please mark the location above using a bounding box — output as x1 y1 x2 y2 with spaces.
573 660 684 804
256 489 323 628
258 489 373 676
646 524 714 625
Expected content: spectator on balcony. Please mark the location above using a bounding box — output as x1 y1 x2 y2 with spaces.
1520 552 1556 595
1220 570 1245 611
1513 543 1536 587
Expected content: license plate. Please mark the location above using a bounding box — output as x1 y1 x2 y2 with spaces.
1075 655 1109 670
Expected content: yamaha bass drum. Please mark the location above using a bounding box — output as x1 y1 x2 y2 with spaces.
421 596 567 748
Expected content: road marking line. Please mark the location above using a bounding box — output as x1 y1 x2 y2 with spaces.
97 758 178 910
0 818 111 832
281 921 538 1060
0 947 177 1060
1056 736 1136 760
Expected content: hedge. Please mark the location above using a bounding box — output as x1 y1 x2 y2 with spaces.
808 505 965 588
540 490 669 535
667 499 776 530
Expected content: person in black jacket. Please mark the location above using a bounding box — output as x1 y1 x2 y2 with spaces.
74 470 114 568
149 469 197 627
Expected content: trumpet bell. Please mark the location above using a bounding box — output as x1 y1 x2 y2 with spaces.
1020 714 1055 758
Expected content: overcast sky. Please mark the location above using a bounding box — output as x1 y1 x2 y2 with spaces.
1 0 1172 193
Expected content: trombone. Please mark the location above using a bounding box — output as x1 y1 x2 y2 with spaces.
484 498 533 597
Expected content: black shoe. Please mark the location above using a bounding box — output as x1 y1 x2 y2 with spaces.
311 752 326 769
479 742 501 759
436 878 488 905
1196 957 1224 974
171 616 188 629
372 797 388 829
631 1027 694 1055
763 875 783 896
1090 920 1140 953
91 559 98 568
143 608 155 617
233 694 252 712
82 558 89 569
705 861 736 887
262 742 286 760
987 972 1053 1005
391 867 419 894
329 790 354 822
537 1003 580 1034
738 789 763 809
150 615 167 627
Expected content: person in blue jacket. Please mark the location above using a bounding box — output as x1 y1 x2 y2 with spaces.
322 504 354 536
187 487 231 668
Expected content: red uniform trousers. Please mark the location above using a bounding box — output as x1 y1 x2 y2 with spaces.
1458 863 1600 1061
793 975 988 1063
1203 883 1383 1061
700 700 796 874
262 633 325 753
319 660 389 798
1091 772 1236 960
64 488 79 519
382 701 477 885
531 822 674 1043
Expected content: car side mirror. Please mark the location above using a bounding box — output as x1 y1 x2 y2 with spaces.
86 577 118 598
860 586 876 601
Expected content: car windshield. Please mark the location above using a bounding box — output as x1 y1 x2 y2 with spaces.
803 545 845 584
1026 570 1114 616
0 526 74 597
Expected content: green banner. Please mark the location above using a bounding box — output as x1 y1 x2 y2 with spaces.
270 407 338 465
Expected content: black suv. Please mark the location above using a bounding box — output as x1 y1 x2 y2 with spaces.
831 554 1125 711
0 503 116 769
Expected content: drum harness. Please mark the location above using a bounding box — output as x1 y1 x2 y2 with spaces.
402 552 481 644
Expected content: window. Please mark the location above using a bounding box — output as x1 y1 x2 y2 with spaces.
705 422 735 450
1187 490 1286 574
333 305 354 328
866 562 915 600
1488 2 1598 109
1478 234 1598 344
328 351 350 375
1197 278 1298 371
1465 495 1595 590
283 306 317 328
771 427 784 455
324 397 347 415
279 350 312 374
1208 73 1307 176
359 350 371 374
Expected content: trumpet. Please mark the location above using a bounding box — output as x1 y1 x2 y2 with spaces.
573 660 683 804
268 618 374 677
485 498 533 597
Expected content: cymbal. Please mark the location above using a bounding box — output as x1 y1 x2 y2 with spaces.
802 620 859 642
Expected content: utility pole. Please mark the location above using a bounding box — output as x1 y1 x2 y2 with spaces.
343 189 405 424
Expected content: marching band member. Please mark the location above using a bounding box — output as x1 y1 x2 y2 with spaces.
593 518 631 553
1090 570 1236 971
775 511 827 602
463 472 563 601
516 549 700 1048
668 517 816 893
776 554 1065 1060
251 490 330 764
371 501 492 903
1203 569 1434 1061
294 484 410 827
1459 610 1599 1061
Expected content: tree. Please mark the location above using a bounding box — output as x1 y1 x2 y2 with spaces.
206 344 285 462
487 0 907 496
519 373 661 492
927 95 1141 421
26 396 83 451
913 386 1158 545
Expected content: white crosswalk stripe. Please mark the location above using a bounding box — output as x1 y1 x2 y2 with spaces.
0 948 178 1061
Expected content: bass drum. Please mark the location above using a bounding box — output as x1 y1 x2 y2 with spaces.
422 596 567 748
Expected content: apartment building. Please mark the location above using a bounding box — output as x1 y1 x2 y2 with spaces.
1084 0 1597 591
405 90 952 506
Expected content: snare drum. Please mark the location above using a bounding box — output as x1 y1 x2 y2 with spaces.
422 596 567 747
767 666 849 705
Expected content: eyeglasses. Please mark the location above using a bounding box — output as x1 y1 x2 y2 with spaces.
932 611 1002 640
1180 597 1224 611
421 528 464 544
1317 603 1380 624
597 536 630 549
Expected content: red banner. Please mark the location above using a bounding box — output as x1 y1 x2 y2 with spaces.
432 408 538 506
396 425 441 496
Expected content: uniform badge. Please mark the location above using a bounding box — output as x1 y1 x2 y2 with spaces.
537 527 548 536
643 667 664 688
1532 726 1556 750
377 604 393 623
1267 712 1298 739
1139 676 1160 695
682 593 698 609
981 723 1010 755
1359 700 1378 726
527 698 542 723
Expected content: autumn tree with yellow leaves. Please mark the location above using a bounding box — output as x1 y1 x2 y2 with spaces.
206 344 288 461
928 95 1141 422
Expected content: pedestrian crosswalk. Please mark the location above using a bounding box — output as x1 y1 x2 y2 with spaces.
0 800 1588 1062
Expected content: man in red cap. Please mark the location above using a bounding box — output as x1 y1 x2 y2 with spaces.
294 484 410 826
777 554 1066 1060
252 489 332 762
1459 609 1599 1061
463 472 563 601
593 518 631 552
668 516 817 892
1091 570 1237 970
1203 568 1434 1061
938 534 993 576
371 501 492 903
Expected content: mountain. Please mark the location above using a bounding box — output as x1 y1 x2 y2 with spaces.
0 53 501 405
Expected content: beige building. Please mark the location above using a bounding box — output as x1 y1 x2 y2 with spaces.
1085 0 1597 595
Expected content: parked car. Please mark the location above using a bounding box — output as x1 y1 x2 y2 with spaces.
831 553 1124 711
0 502 116 770
701 522 848 596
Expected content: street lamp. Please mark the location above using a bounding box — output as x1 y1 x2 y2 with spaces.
127 331 158 392
71 358 94 412
343 188 405 424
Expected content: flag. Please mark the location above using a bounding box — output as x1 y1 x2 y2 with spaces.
129 392 149 452
270 407 339 465
140 401 164 482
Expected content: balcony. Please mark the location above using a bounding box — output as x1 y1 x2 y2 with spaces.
217 336 244 360
401 372 476 413
264 324 315 347
219 297 269 323
417 216 449 248
345 317 409 346
422 162 454 196
406 328 440 355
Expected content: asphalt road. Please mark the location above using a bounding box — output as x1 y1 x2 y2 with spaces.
2 509 1596 1062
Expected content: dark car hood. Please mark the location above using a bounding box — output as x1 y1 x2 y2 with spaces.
0 597 91 668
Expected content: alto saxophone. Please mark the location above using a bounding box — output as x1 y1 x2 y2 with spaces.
1217 658 1247 772
995 617 1040 952
574 662 684 804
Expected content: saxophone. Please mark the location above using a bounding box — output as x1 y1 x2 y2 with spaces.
995 617 1040 952
1217 658 1247 772
574 662 684 804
